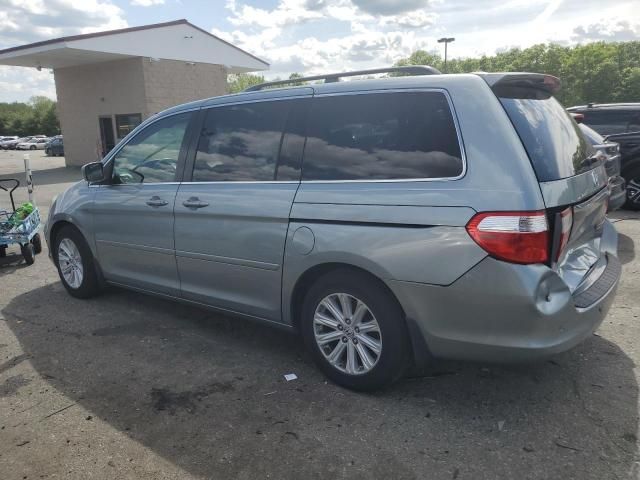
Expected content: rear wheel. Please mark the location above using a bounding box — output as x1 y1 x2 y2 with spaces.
54 226 101 298
301 269 410 391
29 145 36 150
624 164 640 210
21 243 35 265
45 148 51 156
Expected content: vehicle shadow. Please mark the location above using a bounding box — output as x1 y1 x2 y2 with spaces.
1 166 81 187
2 285 638 480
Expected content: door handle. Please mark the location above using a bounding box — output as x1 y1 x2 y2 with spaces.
146 196 169 207
182 197 209 209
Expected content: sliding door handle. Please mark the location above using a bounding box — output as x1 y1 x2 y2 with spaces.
146 196 169 207
182 197 209 209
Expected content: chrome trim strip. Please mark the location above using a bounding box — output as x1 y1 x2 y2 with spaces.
300 88 467 184
96 239 174 255
175 250 280 271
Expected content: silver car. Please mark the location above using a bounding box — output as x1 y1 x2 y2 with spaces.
45 68 621 391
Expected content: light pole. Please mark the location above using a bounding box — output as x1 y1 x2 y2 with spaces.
437 37 455 73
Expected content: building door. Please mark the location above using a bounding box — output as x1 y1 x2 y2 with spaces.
99 116 116 157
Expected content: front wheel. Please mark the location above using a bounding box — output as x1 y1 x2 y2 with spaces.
54 226 101 298
301 269 410 391
29 145 36 150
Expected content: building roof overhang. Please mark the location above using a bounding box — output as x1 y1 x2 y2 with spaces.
0 19 268 73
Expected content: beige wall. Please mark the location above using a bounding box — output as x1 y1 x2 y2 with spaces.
54 57 227 166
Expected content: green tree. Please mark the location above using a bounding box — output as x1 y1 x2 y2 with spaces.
227 73 265 93
395 41 640 106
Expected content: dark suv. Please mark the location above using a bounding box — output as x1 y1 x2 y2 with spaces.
567 103 640 209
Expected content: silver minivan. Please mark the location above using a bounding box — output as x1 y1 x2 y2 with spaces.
45 68 620 390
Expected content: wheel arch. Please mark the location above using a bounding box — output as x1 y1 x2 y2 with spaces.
288 262 429 367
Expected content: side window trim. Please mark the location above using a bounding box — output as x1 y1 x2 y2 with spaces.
98 108 199 186
300 88 467 184
182 95 312 184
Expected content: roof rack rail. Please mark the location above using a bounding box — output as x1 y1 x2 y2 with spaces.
244 65 441 92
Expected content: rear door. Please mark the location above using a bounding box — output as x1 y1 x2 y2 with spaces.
174 96 309 321
491 75 611 291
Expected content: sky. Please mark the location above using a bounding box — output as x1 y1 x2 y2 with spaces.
0 0 639 102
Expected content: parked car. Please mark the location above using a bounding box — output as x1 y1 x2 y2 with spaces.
46 68 620 391
45 136 64 156
0 136 18 142
17 138 49 150
568 103 640 209
0 136 30 150
577 123 626 211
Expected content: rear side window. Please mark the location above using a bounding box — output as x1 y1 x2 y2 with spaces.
301 92 463 181
193 100 292 182
498 88 594 181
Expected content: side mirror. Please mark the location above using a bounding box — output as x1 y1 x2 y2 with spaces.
82 162 105 183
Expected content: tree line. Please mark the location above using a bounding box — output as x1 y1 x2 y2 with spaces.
229 41 640 107
0 96 60 137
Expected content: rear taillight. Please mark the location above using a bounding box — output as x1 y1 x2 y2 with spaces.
555 207 573 262
466 211 549 264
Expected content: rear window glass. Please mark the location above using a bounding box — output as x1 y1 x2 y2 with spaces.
302 92 463 181
498 89 595 181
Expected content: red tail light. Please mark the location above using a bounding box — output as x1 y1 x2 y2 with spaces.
466 211 549 264
555 207 573 262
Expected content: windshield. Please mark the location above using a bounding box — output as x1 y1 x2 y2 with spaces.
497 88 596 181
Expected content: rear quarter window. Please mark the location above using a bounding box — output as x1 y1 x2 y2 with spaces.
301 91 463 181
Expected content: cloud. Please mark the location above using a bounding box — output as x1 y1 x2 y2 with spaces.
0 67 56 102
351 0 432 16
0 0 128 48
0 0 128 101
131 0 165 6
572 19 640 42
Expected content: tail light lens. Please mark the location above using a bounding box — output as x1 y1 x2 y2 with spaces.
466 211 549 264
555 207 573 262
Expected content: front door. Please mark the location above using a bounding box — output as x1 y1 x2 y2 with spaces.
174 97 308 321
92 111 195 295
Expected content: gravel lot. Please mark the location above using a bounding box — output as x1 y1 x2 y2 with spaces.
0 150 639 479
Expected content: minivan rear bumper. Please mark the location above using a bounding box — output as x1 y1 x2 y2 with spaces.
389 243 621 364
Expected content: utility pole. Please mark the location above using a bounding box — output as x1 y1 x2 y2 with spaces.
437 37 455 73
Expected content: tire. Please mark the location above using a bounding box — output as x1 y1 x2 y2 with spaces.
623 164 640 211
53 226 101 298
45 149 51 156
21 243 35 265
31 233 42 254
300 269 410 391
0 245 6 258
29 145 36 150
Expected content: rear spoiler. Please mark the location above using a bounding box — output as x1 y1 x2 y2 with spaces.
476 72 561 95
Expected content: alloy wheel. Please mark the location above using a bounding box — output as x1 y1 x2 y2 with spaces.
313 293 382 375
58 238 84 289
